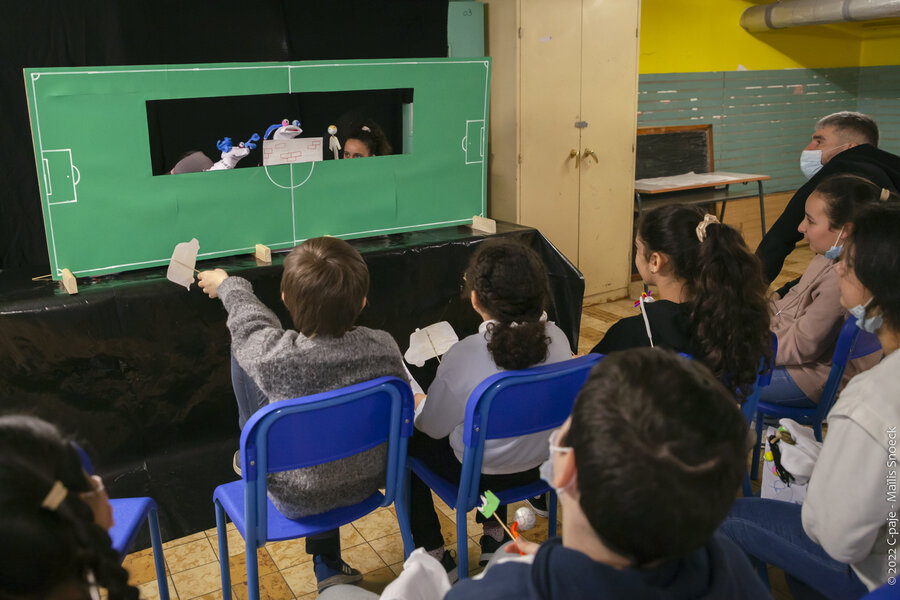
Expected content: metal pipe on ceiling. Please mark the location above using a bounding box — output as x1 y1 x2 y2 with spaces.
741 0 900 32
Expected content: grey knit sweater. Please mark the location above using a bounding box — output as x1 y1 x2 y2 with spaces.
219 276 408 518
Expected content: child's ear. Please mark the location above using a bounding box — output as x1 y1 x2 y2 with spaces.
361 297 367 309
554 450 578 491
281 291 285 303
649 251 668 275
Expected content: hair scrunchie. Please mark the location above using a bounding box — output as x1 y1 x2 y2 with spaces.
695 213 720 243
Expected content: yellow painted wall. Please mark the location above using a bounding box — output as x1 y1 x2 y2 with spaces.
640 0 900 74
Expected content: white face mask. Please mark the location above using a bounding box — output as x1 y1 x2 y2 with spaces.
824 225 845 260
800 149 824 179
849 298 883 333
539 429 575 493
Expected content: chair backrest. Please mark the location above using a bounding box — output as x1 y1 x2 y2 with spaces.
741 333 778 424
816 318 882 422
458 354 603 508
241 376 414 541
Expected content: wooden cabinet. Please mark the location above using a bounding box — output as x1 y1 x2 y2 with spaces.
484 0 640 301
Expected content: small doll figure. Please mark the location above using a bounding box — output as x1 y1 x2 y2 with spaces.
328 125 341 160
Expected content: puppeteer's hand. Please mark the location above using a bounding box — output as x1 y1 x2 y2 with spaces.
505 537 540 556
197 269 229 298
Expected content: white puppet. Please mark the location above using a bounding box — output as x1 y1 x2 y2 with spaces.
207 134 261 171
328 124 342 160
264 118 303 140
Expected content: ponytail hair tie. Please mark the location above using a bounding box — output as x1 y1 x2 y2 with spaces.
41 480 68 510
696 213 720 243
361 125 371 133
881 188 892 202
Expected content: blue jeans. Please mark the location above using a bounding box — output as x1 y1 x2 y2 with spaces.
230 354 268 429
229 354 340 559
759 366 816 408
719 498 867 600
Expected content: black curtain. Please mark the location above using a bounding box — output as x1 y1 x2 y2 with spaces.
0 0 448 269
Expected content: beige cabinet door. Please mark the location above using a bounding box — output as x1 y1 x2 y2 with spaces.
520 0 639 300
579 0 641 299
520 0 584 263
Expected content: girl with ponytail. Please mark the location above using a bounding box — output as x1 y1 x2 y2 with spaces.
0 415 139 600
592 204 771 397
408 240 572 576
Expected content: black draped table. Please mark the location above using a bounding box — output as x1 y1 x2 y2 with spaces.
0 222 583 540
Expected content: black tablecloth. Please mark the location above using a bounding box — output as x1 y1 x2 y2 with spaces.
0 222 583 539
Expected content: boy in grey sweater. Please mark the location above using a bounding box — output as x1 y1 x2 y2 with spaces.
198 236 409 591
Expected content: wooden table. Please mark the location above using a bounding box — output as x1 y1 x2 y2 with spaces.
634 171 770 236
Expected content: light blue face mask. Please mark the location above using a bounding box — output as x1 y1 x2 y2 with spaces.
800 149 823 179
824 226 845 260
849 298 883 333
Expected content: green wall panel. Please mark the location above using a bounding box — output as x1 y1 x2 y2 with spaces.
638 66 900 195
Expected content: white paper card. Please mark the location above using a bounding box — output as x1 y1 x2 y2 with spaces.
262 137 324 166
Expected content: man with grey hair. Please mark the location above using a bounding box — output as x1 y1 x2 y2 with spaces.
756 111 900 284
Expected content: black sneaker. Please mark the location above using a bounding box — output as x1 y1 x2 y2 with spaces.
232 450 241 477
313 555 363 591
525 494 549 518
479 533 511 567
439 549 458 584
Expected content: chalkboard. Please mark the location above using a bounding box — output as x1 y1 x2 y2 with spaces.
24 58 490 279
635 125 713 180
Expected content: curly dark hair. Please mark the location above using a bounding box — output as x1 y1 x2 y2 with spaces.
0 415 140 600
639 205 772 396
566 348 748 565
464 240 551 370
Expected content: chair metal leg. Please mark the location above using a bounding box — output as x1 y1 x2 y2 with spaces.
246 540 260 600
215 500 232 600
456 505 470 579
147 508 169 600
757 180 766 237
750 416 764 481
396 468 415 559
548 490 558 537
742 472 754 498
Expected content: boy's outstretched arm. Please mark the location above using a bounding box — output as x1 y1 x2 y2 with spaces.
198 269 230 298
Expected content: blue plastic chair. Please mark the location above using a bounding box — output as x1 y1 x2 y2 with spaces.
213 376 415 600
751 318 882 479
738 335 777 497
865 581 900 599
404 353 603 579
75 446 169 600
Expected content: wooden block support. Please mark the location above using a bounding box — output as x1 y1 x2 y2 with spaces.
471 215 497 234
61 269 78 295
254 244 272 264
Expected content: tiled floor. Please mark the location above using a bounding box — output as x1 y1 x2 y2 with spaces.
125 497 561 600
124 243 815 600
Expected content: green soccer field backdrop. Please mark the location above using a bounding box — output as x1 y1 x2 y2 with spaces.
25 58 490 279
